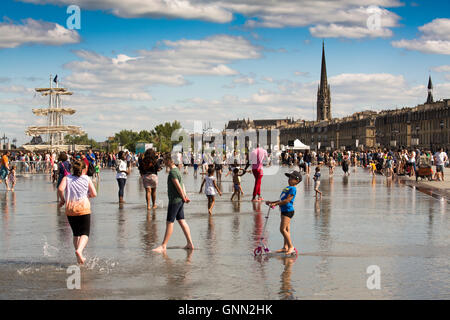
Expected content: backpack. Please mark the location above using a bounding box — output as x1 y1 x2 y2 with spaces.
87 163 95 177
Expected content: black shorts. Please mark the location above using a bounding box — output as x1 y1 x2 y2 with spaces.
281 211 294 219
67 214 91 237
167 201 185 223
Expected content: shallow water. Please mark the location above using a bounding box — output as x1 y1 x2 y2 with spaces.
0 166 449 299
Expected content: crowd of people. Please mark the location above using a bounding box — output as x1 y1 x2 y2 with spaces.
281 147 449 181
0 145 448 263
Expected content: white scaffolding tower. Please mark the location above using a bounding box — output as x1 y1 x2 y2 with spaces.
25 75 85 150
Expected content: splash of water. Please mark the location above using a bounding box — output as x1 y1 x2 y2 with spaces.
84 256 118 274
42 236 60 257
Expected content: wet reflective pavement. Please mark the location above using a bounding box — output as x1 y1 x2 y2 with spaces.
0 166 448 299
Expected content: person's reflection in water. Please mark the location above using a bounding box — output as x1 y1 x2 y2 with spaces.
313 198 332 280
232 200 241 213
386 175 392 188
328 176 334 195
1 191 9 215
206 215 216 258
342 175 349 186
117 204 127 249
162 249 193 299
427 207 434 241
9 191 16 214
141 208 158 255
303 174 311 194
279 256 297 300
1 192 9 240
232 201 240 243
314 197 321 216
252 201 263 247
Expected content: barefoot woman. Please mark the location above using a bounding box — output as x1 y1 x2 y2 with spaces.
58 160 97 264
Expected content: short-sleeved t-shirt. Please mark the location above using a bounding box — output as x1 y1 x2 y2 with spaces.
1 155 8 167
116 159 128 179
314 172 321 181
168 167 183 204
279 186 296 213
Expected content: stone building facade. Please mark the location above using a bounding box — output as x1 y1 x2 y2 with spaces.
225 99 449 152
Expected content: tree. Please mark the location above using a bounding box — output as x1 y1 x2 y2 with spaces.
151 121 182 152
65 134 101 150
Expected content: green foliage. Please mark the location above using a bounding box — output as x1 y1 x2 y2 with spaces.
64 134 100 150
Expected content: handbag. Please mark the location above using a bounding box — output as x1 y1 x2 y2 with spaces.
61 162 70 176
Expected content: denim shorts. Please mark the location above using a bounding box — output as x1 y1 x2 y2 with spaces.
167 201 185 223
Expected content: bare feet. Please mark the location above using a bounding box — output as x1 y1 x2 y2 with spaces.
276 248 287 253
285 248 296 255
75 250 86 265
152 245 166 253
184 244 194 250
152 205 158 209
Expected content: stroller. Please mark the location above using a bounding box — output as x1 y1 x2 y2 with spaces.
416 155 433 181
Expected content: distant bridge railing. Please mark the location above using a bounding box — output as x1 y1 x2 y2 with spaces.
9 161 53 175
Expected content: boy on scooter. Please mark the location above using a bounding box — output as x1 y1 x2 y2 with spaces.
265 170 302 255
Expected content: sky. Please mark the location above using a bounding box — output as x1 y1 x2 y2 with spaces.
0 0 449 145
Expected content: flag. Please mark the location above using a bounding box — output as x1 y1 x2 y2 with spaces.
53 75 58 83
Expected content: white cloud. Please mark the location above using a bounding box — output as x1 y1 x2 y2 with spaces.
224 74 257 88
294 71 310 77
392 18 450 55
0 18 80 48
432 65 450 73
21 0 233 22
310 23 393 39
20 0 402 38
63 35 261 97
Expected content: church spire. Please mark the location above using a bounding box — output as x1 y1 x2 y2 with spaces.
320 40 328 89
426 75 434 104
317 41 331 121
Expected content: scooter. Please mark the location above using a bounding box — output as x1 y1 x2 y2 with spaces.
253 205 298 257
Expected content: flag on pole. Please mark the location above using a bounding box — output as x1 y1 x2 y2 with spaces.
53 75 58 83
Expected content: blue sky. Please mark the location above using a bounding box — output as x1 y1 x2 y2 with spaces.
0 0 449 145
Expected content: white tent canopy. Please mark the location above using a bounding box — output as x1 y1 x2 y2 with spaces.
289 139 310 150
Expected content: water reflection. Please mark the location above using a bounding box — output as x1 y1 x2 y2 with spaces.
252 201 263 247
117 205 127 248
141 209 158 255
278 256 298 300
1 167 449 299
206 216 216 259
162 249 193 299
314 197 332 280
